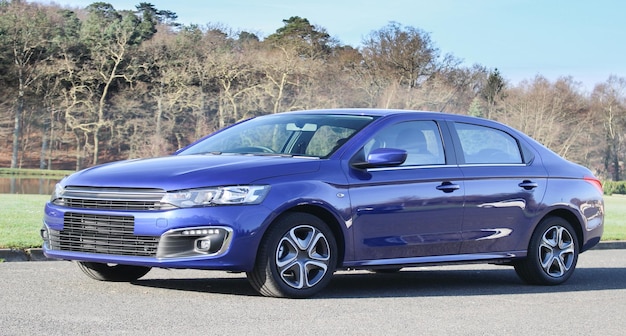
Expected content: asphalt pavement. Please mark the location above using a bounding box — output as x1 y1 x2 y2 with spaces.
2 249 626 335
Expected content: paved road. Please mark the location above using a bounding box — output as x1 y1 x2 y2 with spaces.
1 249 625 335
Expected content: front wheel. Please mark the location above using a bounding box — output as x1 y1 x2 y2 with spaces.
247 212 337 298
514 217 579 285
77 261 152 282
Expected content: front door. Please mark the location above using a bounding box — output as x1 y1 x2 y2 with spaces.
347 120 465 262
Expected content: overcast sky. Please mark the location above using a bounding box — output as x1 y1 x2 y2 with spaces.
42 0 626 90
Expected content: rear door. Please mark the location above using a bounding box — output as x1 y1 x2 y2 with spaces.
449 121 548 254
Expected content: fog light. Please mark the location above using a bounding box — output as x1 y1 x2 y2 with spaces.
195 238 211 252
157 226 233 259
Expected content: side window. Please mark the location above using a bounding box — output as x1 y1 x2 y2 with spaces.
363 121 445 166
454 122 523 164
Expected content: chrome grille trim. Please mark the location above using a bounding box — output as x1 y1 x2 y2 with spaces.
58 186 169 211
49 212 159 257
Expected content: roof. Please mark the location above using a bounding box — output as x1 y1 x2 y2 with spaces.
283 108 446 118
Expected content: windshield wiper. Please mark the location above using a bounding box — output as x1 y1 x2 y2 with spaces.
199 151 318 159
244 152 294 157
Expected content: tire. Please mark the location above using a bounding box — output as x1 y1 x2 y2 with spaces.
77 261 152 282
247 212 338 298
514 216 579 285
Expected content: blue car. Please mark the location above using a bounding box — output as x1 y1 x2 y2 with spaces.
42 109 604 298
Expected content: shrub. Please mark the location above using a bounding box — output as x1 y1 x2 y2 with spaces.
603 180 626 195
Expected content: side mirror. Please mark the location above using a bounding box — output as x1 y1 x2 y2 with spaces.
352 148 407 169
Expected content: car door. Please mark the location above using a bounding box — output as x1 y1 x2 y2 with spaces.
449 121 548 254
346 119 465 261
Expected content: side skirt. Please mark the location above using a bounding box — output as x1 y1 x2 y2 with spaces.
341 251 527 270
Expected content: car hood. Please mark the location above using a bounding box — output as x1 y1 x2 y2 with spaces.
62 154 321 190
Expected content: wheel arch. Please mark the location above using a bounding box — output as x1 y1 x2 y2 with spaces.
540 208 584 250
264 204 347 268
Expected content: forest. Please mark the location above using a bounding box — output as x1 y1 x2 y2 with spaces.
0 0 624 181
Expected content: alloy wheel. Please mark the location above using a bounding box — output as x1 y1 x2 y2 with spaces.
539 225 575 278
275 225 331 289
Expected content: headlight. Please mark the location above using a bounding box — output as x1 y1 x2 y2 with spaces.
161 185 270 208
51 183 65 204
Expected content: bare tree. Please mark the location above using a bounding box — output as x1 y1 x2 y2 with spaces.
0 1 56 168
79 3 155 165
500 76 592 162
591 76 626 181
254 46 305 114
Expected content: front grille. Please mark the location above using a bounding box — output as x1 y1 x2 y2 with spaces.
64 198 164 211
58 187 169 211
49 212 159 257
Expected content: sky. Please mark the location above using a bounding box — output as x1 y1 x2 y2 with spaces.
41 0 626 91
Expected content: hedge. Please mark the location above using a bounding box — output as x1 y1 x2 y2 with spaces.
603 180 626 195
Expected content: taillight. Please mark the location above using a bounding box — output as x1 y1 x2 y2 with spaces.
584 176 603 194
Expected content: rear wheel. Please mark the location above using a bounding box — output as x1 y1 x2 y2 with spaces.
514 217 579 285
247 212 337 298
77 262 152 282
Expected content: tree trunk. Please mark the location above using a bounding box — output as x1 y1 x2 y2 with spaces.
11 101 22 169
40 122 48 169
11 77 24 169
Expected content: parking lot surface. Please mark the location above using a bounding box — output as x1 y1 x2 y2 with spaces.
1 249 626 335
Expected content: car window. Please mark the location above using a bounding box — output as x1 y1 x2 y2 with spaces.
218 124 291 153
179 114 375 157
306 125 358 157
362 120 445 166
454 122 523 164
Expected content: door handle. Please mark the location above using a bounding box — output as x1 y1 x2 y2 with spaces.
519 180 538 190
436 182 460 193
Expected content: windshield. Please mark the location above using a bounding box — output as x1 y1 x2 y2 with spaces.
178 113 376 158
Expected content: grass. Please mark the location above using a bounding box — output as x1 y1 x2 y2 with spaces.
0 194 49 248
1 194 625 249
601 195 626 240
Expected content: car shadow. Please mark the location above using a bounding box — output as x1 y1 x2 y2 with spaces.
132 275 259 297
130 266 626 299
321 266 626 298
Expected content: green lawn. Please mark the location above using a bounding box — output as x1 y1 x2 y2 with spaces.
1 194 49 248
1 193 625 249
602 195 626 240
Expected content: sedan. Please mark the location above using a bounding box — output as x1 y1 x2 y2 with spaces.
42 109 604 298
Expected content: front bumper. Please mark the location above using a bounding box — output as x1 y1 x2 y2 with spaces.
42 202 273 271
